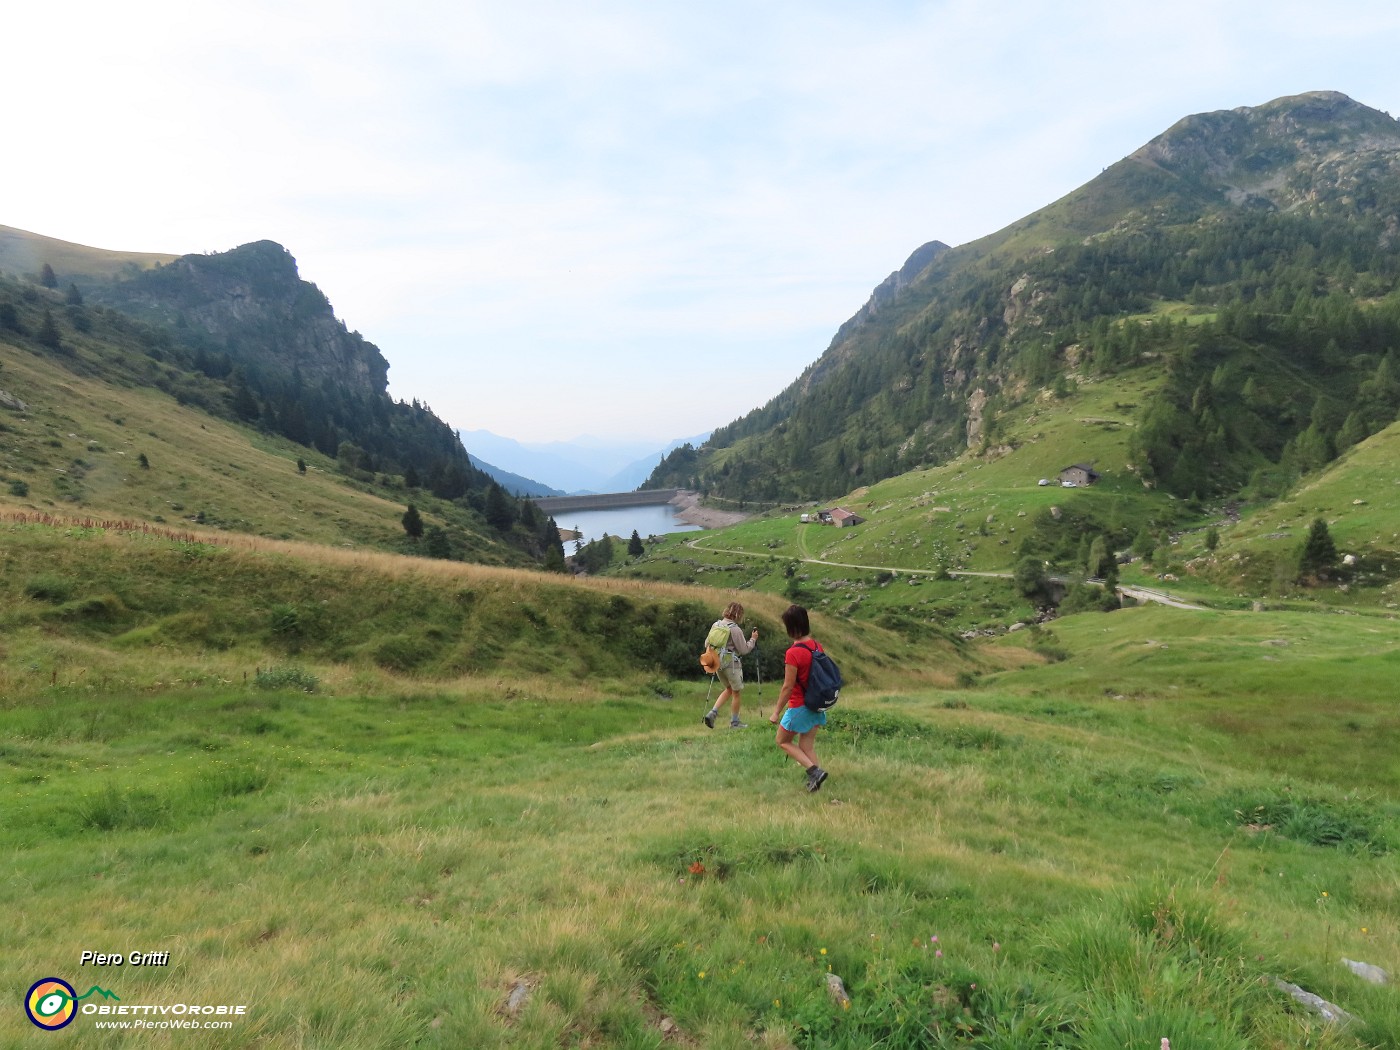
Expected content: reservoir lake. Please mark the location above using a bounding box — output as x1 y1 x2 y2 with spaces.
559 503 701 549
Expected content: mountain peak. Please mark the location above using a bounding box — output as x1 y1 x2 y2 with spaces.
1128 91 1400 210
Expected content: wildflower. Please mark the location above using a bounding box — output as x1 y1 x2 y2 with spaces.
689 861 706 875
820 948 827 955
698 971 706 980
992 942 1001 952
935 949 943 958
773 999 781 1008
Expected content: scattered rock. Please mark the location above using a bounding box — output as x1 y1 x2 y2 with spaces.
1273 978 1355 1025
500 978 532 1018
825 973 851 1009
0 389 27 412
1342 958 1389 985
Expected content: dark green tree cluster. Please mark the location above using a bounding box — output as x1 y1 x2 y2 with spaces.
573 534 615 574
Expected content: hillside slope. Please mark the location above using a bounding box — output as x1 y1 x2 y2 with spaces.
648 91 1400 510
0 235 564 566
0 224 176 282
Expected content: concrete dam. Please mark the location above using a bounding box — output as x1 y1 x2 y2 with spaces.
532 488 681 514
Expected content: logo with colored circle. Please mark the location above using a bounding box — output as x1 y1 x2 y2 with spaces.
26 978 78 1030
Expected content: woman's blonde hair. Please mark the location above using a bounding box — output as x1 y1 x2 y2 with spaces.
722 601 744 621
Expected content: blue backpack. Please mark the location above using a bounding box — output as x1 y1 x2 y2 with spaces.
800 641 842 711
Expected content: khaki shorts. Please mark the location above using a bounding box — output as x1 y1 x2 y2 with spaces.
718 657 744 691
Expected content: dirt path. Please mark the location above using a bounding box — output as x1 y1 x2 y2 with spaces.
687 534 1207 608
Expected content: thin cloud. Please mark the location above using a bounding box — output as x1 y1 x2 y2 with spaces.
4 0 1399 442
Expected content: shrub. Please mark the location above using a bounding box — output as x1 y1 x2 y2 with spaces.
1230 793 1389 854
373 634 437 673
253 666 319 693
75 783 169 831
24 574 73 603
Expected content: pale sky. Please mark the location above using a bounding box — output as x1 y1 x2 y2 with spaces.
6 1 1400 444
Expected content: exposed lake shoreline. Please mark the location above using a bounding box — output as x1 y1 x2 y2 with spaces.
669 489 750 529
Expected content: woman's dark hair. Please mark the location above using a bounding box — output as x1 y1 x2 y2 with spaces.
781 604 810 639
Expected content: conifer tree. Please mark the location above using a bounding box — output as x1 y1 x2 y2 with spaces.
484 482 514 529
628 530 645 558
36 308 61 350
1298 518 1338 580
423 525 452 559
401 504 424 539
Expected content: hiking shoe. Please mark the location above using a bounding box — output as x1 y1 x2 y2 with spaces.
805 766 828 793
729 720 748 729
703 710 716 729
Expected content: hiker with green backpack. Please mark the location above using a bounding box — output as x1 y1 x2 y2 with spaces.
701 601 758 729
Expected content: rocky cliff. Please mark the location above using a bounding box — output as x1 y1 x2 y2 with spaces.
93 240 390 394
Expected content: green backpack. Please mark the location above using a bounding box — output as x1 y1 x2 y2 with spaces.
705 621 733 651
699 620 733 675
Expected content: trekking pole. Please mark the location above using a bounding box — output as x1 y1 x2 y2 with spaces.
754 642 761 698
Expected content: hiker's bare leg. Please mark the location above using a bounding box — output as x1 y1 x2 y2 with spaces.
728 688 743 720
776 726 814 769
712 687 732 712
799 729 819 766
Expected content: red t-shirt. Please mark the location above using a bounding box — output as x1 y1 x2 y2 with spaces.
784 640 823 708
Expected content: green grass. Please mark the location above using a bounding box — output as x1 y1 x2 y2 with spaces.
0 320 523 564
0 223 176 282
3 530 1398 1046
5 660 1397 1046
4 334 1400 1043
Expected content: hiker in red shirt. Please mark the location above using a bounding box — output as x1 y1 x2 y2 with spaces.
768 604 828 792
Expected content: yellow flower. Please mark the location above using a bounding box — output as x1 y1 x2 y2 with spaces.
773 999 781 1008
698 971 706 980
820 948 827 955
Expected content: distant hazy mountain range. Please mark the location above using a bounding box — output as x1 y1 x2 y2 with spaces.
458 429 710 496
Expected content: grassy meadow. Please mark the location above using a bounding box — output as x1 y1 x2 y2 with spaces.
0 224 176 283
3 517 1398 1048
0 317 522 565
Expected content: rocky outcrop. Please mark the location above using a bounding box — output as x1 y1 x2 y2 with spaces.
92 240 390 395
832 240 951 344
1128 90 1400 213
